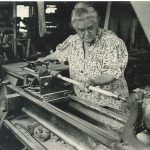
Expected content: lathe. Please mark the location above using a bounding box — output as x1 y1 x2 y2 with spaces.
1 60 150 150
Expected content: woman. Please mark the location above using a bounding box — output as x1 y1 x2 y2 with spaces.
38 2 129 111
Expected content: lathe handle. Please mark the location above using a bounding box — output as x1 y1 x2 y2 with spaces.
57 74 126 101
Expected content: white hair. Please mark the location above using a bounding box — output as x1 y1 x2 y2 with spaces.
71 2 99 29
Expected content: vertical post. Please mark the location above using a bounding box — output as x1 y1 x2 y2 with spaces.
37 1 47 37
26 39 31 58
25 5 33 58
29 4 32 17
104 2 112 30
13 2 17 58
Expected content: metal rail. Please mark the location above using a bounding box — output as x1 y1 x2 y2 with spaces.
7 84 116 149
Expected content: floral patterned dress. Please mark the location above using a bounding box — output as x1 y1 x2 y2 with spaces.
55 28 129 110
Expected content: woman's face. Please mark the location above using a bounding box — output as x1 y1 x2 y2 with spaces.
75 20 98 44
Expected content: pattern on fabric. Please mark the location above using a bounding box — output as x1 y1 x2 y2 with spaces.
55 28 129 110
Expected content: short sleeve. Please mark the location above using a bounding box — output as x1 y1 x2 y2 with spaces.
55 35 73 63
104 38 128 79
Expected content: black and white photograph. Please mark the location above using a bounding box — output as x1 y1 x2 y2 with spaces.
0 1 150 150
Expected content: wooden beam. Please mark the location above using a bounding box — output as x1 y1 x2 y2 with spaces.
131 2 150 45
13 2 17 58
104 2 112 30
37 2 47 37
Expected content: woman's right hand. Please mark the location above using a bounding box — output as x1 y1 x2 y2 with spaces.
50 71 61 77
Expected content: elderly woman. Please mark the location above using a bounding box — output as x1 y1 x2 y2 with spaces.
38 2 129 111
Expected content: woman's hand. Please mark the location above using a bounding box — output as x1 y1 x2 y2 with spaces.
78 82 90 93
78 79 96 93
50 71 60 77
37 57 47 62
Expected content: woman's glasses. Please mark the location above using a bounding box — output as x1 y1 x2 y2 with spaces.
76 26 96 34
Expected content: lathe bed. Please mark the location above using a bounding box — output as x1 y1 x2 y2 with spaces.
1 61 149 150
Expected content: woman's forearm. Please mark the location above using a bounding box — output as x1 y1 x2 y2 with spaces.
45 52 58 61
92 73 116 86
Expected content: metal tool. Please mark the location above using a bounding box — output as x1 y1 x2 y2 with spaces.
57 74 126 101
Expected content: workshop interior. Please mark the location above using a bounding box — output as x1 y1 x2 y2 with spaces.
0 1 150 150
